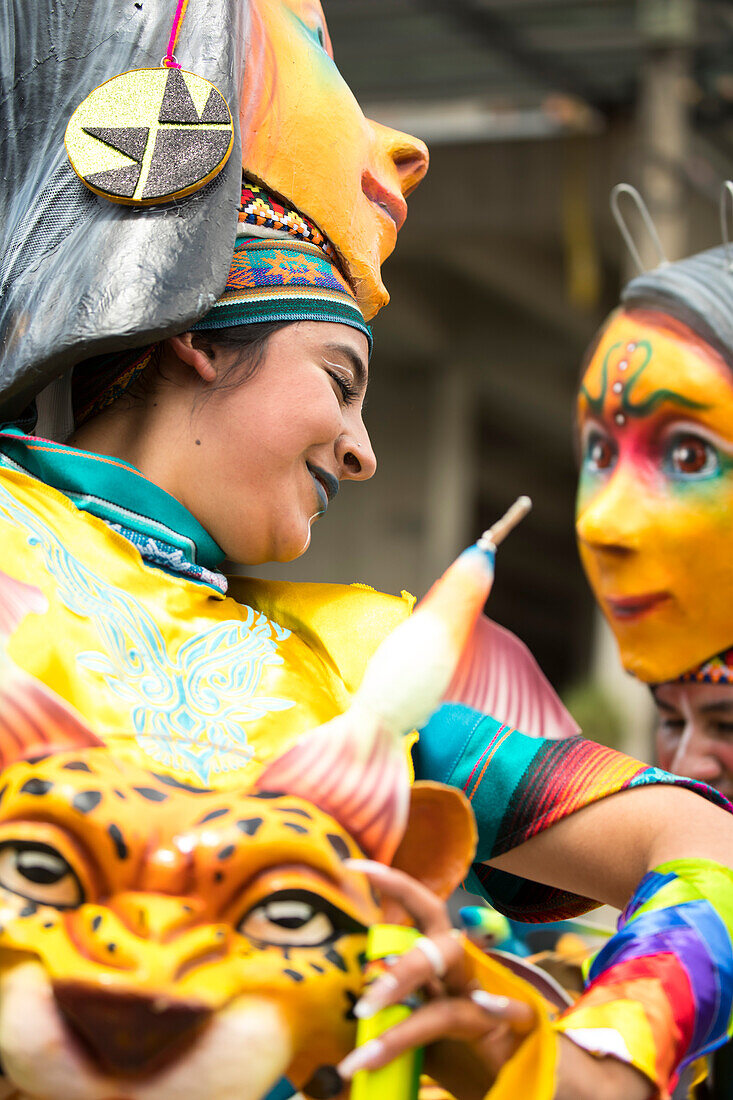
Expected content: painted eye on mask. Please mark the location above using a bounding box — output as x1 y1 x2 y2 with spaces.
0 841 83 909
584 429 617 473
664 432 721 480
294 10 329 53
238 888 365 947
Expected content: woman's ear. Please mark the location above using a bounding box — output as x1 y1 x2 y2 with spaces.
388 782 477 914
167 332 217 383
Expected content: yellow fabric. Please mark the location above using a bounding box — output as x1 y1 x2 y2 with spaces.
0 466 412 790
228 576 415 697
462 940 557 1100
553 996 660 1090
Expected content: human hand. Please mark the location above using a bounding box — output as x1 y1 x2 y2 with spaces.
336 859 535 1098
337 860 654 1100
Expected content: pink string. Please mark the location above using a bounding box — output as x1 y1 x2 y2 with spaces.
163 0 189 68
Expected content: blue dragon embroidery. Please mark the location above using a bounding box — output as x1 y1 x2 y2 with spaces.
0 480 295 782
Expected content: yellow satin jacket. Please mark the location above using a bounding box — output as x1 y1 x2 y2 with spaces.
0 463 413 790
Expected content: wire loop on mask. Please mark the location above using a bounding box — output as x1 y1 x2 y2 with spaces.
720 181 733 274
610 183 668 275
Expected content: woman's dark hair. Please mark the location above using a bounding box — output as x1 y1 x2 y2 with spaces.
71 320 292 425
188 320 292 404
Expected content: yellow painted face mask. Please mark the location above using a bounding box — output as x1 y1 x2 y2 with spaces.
240 0 429 319
576 309 733 683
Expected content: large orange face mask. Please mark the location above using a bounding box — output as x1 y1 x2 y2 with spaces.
240 0 428 319
576 309 733 683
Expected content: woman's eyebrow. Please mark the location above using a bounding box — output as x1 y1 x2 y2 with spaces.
699 701 733 715
323 343 368 388
655 698 680 713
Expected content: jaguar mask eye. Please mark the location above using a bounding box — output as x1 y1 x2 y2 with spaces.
238 889 365 947
0 842 83 909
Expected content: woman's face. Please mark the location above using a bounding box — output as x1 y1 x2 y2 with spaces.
240 0 429 320
654 682 733 800
576 309 733 683
180 322 375 565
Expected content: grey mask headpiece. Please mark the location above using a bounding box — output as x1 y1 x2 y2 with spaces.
0 0 243 423
622 246 733 367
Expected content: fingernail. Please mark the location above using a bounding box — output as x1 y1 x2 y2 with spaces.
470 990 511 1015
337 1038 386 1080
353 972 399 1018
343 859 386 874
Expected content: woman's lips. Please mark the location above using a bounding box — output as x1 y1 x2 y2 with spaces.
307 464 339 513
361 170 407 231
606 592 671 621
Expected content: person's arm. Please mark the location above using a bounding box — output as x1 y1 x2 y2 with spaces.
337 861 655 1100
487 782 732 907
416 706 733 1095
490 786 733 1095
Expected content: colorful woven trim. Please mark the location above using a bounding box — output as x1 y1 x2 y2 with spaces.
69 178 367 427
555 858 733 1098
677 648 733 685
239 177 337 262
193 238 372 350
418 706 730 921
72 345 158 428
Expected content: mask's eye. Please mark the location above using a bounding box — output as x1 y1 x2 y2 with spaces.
665 432 720 479
0 842 83 909
584 429 617 473
238 889 365 947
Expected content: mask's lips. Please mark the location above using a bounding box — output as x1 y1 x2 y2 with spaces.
361 170 407 231
238 175 364 305
605 592 671 621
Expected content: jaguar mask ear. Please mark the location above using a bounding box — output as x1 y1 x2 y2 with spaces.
378 780 477 925
0 569 103 764
392 781 477 897
257 543 495 863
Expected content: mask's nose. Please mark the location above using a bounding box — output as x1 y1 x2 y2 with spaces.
576 466 649 554
369 120 429 197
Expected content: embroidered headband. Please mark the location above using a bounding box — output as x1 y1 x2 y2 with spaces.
71 177 370 426
672 647 733 686
191 236 371 348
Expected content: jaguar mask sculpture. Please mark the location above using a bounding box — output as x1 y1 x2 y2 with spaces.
0 572 475 1100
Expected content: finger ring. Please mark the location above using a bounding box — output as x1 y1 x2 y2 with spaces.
413 935 447 978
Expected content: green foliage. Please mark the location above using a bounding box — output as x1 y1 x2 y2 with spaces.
561 679 624 750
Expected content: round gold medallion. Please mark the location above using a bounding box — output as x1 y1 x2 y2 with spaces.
65 67 234 205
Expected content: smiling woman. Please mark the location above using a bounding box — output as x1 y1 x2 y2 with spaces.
70 320 373 566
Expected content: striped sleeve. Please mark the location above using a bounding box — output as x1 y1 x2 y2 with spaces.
415 703 730 920
554 860 733 1097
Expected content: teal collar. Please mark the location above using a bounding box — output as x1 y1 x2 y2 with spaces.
0 428 225 573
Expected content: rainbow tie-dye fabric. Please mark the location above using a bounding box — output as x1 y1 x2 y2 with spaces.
555 859 733 1097
416 706 733 1095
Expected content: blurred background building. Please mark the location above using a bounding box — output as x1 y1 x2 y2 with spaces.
244 0 733 757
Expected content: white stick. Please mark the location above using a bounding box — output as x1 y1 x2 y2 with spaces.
477 496 532 552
